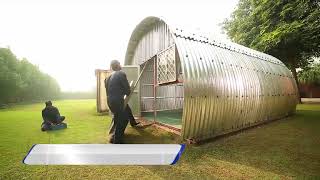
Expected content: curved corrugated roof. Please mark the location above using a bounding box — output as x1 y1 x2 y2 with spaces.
125 16 299 141
125 16 285 67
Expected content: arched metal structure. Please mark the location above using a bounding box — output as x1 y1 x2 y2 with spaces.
124 16 298 141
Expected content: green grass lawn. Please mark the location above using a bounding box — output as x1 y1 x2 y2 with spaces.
0 99 319 179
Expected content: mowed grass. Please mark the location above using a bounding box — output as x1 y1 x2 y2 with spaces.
0 99 319 179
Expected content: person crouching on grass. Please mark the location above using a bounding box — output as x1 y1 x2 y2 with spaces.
41 101 66 131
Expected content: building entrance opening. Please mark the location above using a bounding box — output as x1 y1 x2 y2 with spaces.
139 47 184 130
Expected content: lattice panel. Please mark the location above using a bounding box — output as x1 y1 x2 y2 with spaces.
157 45 177 84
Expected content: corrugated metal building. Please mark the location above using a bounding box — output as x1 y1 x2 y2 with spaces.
97 16 299 141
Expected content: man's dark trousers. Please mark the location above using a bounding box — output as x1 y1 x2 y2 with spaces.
109 105 137 135
108 99 128 144
126 105 138 126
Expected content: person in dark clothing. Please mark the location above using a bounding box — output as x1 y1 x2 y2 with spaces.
41 101 65 131
105 60 132 144
126 105 140 127
108 105 141 135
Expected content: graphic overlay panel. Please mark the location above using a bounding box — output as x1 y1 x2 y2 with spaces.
23 144 185 165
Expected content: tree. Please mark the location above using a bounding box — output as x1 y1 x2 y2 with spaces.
298 63 320 85
223 0 320 102
0 48 23 103
0 47 61 104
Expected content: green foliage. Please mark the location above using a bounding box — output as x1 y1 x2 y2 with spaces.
0 48 60 104
298 63 320 85
223 0 320 69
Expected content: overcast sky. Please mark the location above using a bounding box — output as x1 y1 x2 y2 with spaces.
0 0 238 92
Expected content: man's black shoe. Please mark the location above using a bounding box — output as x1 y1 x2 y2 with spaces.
131 122 140 127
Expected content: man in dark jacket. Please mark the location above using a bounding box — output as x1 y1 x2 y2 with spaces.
105 60 132 144
41 101 65 131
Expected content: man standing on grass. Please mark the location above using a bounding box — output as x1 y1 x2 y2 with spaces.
105 60 131 144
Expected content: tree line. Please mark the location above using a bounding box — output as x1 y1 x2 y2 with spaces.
60 91 96 99
0 47 60 105
223 0 319 101
298 61 320 86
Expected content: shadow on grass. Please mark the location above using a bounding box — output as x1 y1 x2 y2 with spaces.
46 129 67 135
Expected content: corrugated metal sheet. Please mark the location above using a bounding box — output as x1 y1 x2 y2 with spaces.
126 18 175 65
124 16 299 141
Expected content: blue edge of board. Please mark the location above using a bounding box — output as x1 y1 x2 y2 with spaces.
22 144 37 164
171 144 186 165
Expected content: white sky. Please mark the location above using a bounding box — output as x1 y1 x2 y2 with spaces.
0 0 238 92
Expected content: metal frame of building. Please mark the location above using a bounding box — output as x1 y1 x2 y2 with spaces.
121 16 299 141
